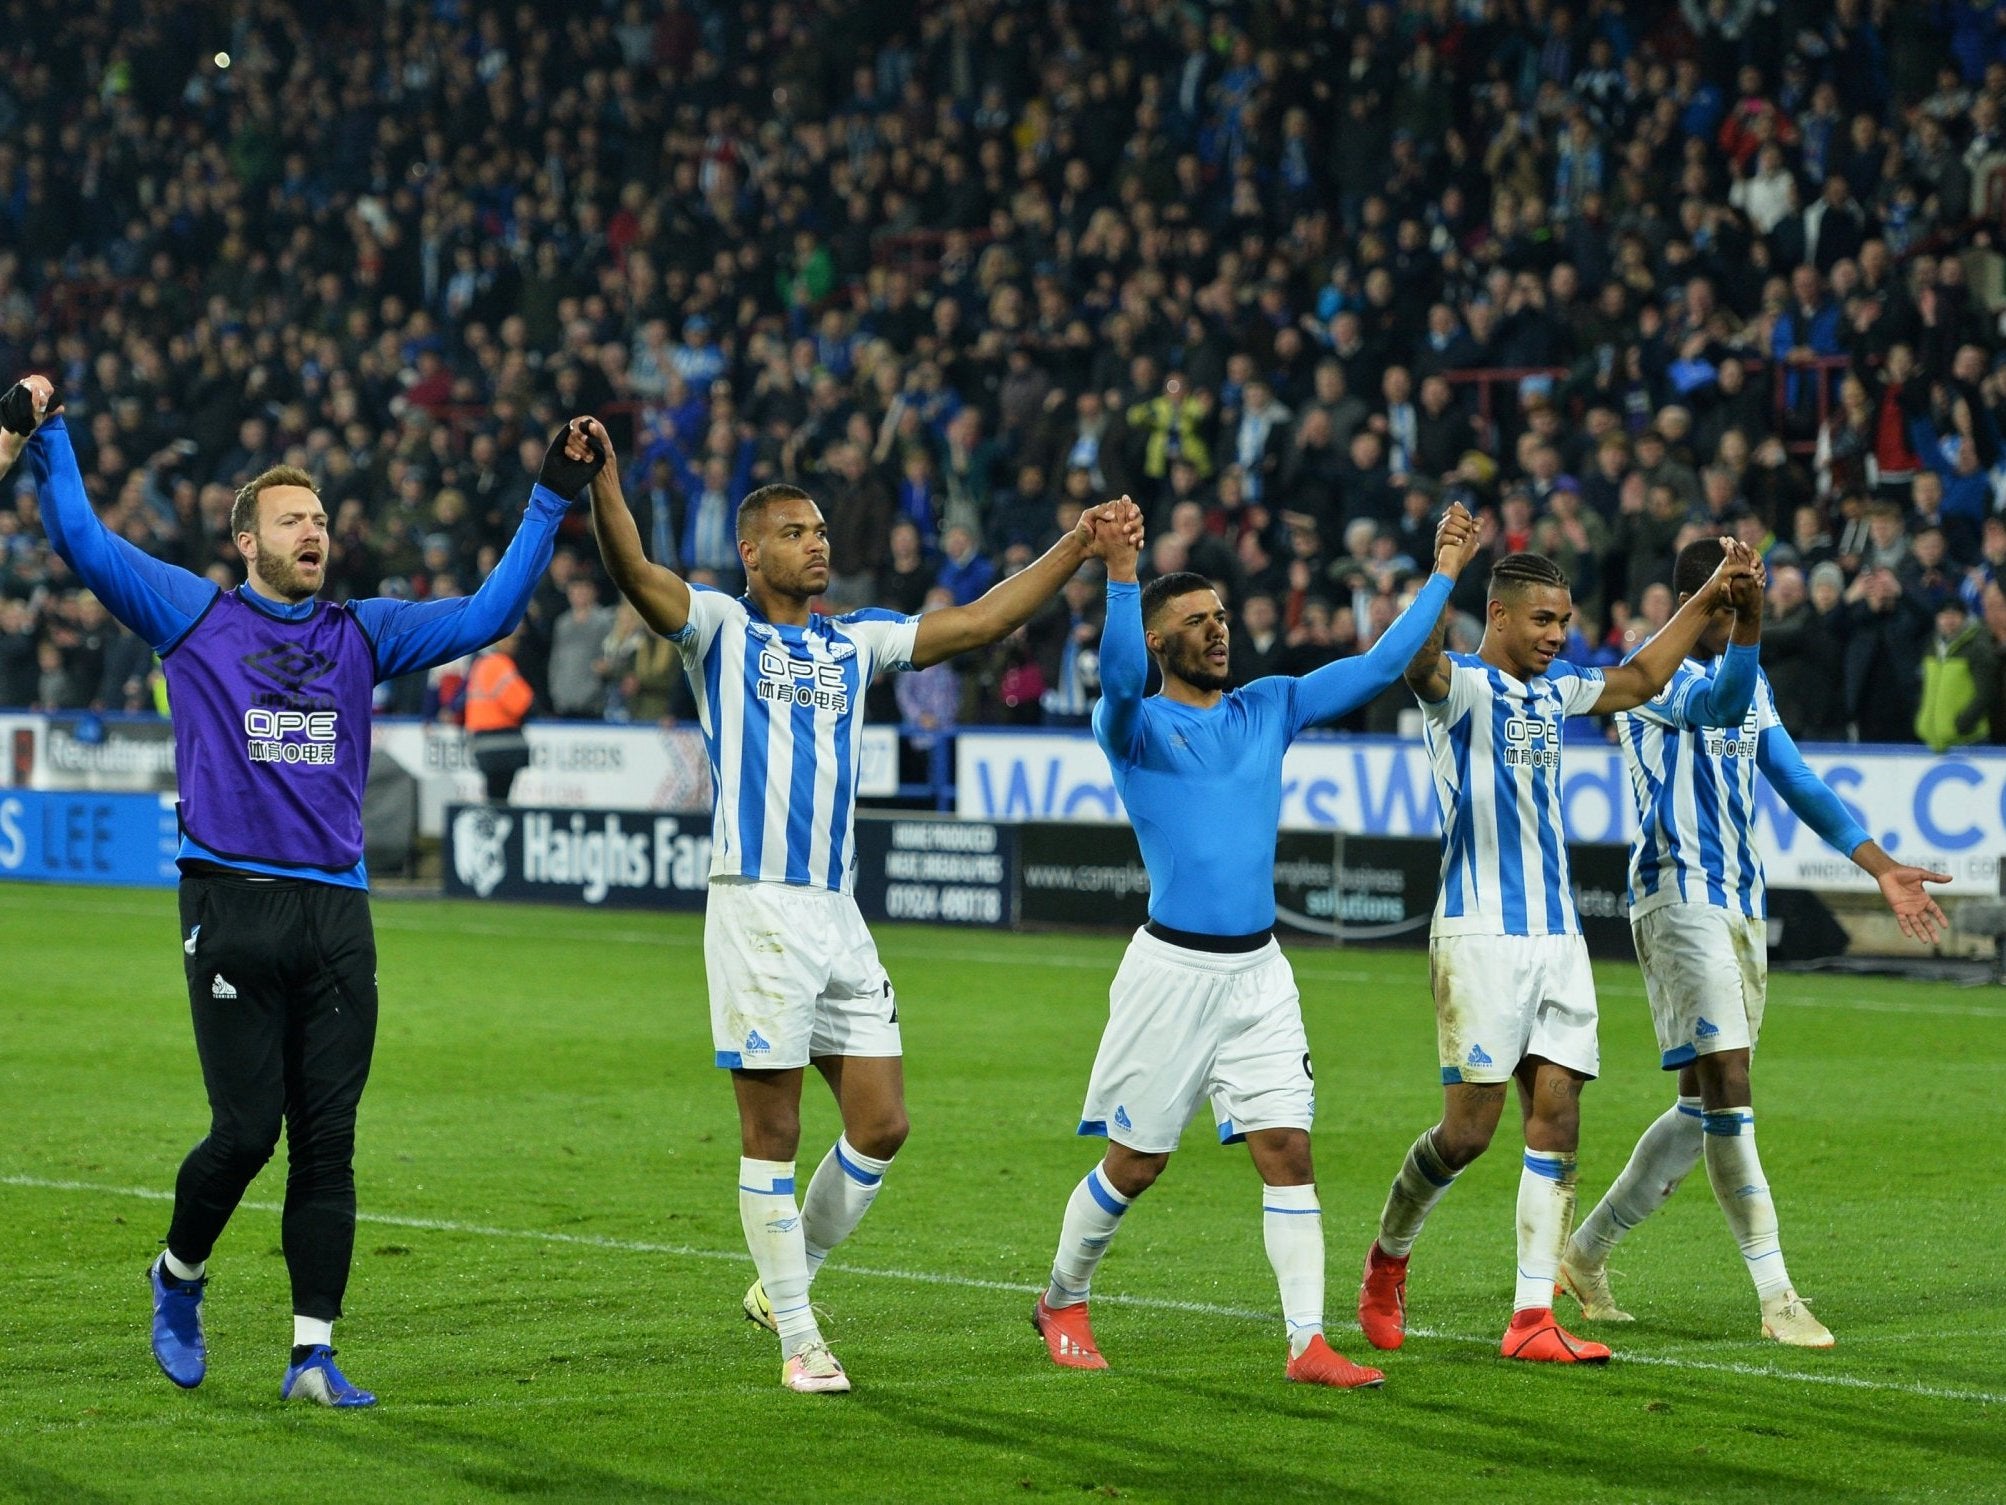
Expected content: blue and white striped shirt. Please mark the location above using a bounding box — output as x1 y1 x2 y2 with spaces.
674 586 918 892
1420 653 1607 937
1619 651 1867 921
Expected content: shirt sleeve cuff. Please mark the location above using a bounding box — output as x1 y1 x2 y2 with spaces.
1106 579 1140 596
527 482 571 515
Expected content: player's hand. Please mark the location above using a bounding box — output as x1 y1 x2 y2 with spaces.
577 415 620 485
0 377 59 474
1078 494 1144 571
0 376 62 471
1432 501 1480 577
538 418 607 500
1726 552 1766 616
1701 537 1756 604
1877 864 1951 944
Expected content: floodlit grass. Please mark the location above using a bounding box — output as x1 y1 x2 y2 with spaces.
1 883 2000 1503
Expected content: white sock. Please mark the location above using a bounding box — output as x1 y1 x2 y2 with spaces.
1376 1129 1459 1258
1262 1183 1324 1357
162 1251 205 1283
294 1315 333 1349
1702 1108 1792 1299
1514 1150 1579 1312
738 1157 821 1354
800 1136 893 1281
1569 1095 1704 1265
1045 1165 1133 1308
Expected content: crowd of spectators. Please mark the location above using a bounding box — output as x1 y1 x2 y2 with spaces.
6 0 2006 751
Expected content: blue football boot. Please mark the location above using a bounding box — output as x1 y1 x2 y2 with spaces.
147 1255 207 1388
281 1345 377 1408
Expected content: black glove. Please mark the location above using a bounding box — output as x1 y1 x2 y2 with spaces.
537 422 606 500
0 380 56 436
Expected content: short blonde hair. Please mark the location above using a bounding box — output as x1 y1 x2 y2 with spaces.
230 466 317 537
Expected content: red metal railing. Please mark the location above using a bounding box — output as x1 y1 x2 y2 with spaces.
1444 355 1850 456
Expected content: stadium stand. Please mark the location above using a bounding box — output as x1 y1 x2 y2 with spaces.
4 0 2006 749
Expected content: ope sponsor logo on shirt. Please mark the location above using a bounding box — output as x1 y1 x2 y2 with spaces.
242 707 339 767
1500 717 1561 770
754 648 851 713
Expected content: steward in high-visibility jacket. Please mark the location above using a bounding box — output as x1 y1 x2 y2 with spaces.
464 627 534 802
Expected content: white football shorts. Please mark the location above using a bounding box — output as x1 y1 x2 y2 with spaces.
1631 903 1766 1070
1077 927 1314 1156
1431 931 1600 1084
705 877 900 1070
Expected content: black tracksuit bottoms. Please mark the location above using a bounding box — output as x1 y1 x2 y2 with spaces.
168 868 379 1320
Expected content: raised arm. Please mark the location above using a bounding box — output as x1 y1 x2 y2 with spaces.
1402 502 1481 704
1756 720 1950 943
1298 573 1455 728
1667 566 1765 728
1593 539 1755 713
909 497 1144 669
356 422 594 680
583 415 694 637
12 383 215 654
1089 502 1146 756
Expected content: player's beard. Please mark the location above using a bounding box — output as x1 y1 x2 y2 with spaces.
1169 641 1231 692
252 540 322 602
767 559 830 602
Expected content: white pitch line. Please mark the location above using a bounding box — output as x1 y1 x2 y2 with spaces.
3 1173 2000 1408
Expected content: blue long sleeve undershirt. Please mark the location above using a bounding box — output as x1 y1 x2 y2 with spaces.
29 415 570 675
1757 719 1871 859
1673 640 1760 728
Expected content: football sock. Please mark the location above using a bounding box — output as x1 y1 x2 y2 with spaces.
293 1315 333 1351
1570 1095 1703 1264
800 1135 893 1281
1702 1108 1792 1299
1045 1164 1132 1309
1261 1183 1324 1358
161 1251 205 1284
739 1157 821 1353
1376 1128 1459 1259
1515 1150 1579 1312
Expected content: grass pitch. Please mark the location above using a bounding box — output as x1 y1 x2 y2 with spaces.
0 883 2000 1504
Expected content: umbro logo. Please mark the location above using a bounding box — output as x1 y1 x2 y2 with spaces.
1695 1017 1720 1038
1113 1105 1133 1131
211 975 238 1000
744 1029 772 1055
1466 1043 1493 1067
241 643 338 693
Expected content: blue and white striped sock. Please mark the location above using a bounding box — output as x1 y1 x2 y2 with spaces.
1571 1095 1704 1264
1262 1183 1324 1358
801 1135 893 1280
1515 1150 1579 1312
1702 1108 1792 1299
738 1157 820 1354
1045 1165 1133 1309
1377 1128 1459 1258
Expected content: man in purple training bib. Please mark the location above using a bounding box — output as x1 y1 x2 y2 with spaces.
3 375 603 1408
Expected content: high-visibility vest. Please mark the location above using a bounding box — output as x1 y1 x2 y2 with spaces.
464 651 533 733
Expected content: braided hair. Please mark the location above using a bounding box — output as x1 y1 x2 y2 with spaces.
1487 552 1570 602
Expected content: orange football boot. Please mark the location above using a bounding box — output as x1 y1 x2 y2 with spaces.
1285 1334 1385 1388
1032 1296 1107 1370
1357 1243 1410 1351
1500 1306 1612 1363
